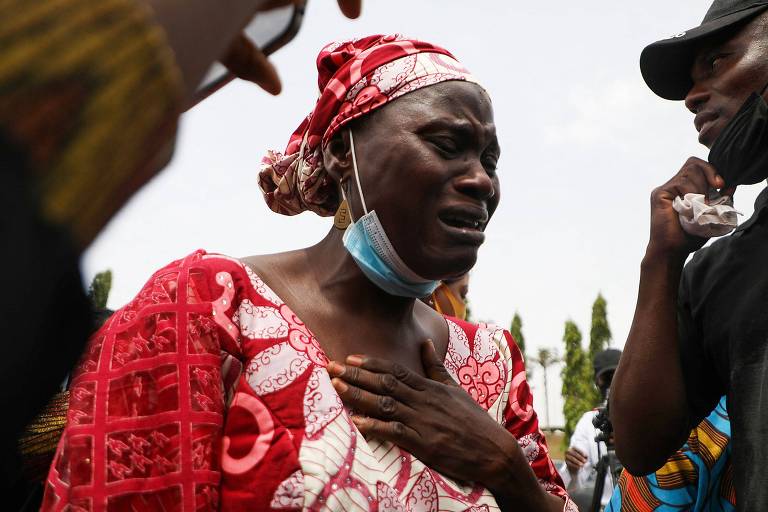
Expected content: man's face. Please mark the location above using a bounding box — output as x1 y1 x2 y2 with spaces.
596 370 614 392
686 16 768 148
445 273 470 302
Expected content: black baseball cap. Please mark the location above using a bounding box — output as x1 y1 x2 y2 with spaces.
640 0 768 100
593 349 622 380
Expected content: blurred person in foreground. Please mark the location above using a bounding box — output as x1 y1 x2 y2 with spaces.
0 0 360 499
44 35 575 511
610 0 768 508
424 272 470 320
561 349 621 510
606 396 734 512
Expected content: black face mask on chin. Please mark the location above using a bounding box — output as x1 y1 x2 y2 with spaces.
709 83 768 188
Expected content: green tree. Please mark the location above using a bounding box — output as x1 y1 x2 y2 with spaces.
561 320 593 444
509 312 528 376
588 293 612 406
88 270 113 309
532 347 560 429
510 312 526 355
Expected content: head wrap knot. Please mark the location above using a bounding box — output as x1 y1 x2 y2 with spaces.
258 34 480 216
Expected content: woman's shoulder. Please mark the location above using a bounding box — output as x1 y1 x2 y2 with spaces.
153 249 251 285
443 316 522 361
117 250 256 314
137 249 246 276
442 317 526 407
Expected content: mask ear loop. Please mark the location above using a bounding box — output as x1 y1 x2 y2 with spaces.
348 129 369 216
760 80 768 96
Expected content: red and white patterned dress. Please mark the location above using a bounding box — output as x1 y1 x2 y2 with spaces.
43 250 574 511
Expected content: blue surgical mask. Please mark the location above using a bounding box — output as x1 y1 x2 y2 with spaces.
341 130 440 298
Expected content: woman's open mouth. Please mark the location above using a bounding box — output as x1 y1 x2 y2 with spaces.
440 215 483 230
438 208 488 245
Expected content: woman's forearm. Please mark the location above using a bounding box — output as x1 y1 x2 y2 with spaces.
485 435 565 512
611 248 690 475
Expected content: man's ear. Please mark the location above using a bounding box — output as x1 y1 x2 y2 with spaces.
323 129 353 183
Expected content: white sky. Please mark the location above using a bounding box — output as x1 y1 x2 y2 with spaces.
83 0 766 428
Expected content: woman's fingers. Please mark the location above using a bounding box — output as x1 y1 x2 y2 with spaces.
331 378 415 421
334 355 429 392
351 415 420 448
220 34 281 95
328 360 419 400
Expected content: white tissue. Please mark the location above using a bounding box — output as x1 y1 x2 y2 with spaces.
672 193 741 238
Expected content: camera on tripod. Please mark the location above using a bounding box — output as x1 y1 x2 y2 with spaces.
588 397 623 512
592 404 612 446
563 349 623 512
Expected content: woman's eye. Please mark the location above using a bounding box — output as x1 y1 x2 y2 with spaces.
482 155 499 174
484 162 498 176
431 138 459 155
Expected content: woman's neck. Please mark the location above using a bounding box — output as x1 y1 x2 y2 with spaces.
243 227 448 371
306 228 418 323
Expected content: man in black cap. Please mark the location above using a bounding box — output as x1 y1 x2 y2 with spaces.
610 1 768 508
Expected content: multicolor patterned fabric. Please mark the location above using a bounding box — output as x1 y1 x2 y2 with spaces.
44 250 574 511
259 34 480 217
606 396 733 512
0 0 183 248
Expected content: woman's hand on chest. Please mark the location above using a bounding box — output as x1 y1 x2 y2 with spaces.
327 340 562 511
328 340 517 488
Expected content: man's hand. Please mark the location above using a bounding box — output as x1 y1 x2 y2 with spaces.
564 447 587 475
220 0 362 95
151 0 362 103
220 34 282 95
335 0 362 18
611 158 724 475
647 157 731 261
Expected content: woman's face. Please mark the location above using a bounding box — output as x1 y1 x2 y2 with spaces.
343 81 500 280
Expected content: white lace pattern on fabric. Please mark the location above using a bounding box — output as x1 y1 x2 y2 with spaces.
271 470 305 509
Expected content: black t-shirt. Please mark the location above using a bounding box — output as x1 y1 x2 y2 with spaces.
678 186 768 510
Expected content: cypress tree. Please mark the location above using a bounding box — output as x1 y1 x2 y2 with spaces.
509 312 528 376
588 293 612 406
561 320 593 444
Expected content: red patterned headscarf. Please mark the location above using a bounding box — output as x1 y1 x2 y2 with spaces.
259 34 480 216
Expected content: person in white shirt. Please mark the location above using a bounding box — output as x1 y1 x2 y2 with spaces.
560 349 622 510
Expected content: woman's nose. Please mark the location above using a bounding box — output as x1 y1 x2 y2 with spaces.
455 160 495 201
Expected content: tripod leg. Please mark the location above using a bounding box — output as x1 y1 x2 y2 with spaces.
590 456 608 512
